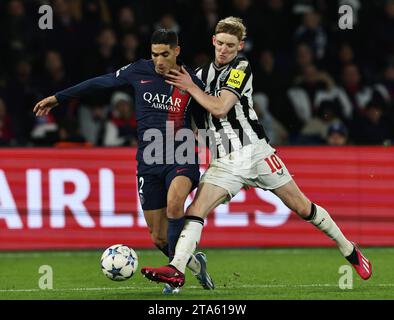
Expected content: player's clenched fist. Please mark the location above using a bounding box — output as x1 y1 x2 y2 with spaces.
33 95 59 116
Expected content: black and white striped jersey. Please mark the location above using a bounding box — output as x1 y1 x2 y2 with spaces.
195 56 268 158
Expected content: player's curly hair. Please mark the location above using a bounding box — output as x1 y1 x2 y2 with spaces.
215 16 247 41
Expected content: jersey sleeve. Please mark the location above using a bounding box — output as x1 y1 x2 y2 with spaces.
191 73 205 91
55 63 136 104
220 59 252 99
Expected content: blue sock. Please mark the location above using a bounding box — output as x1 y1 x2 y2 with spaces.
167 217 186 261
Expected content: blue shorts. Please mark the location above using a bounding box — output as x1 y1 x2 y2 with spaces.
137 164 200 210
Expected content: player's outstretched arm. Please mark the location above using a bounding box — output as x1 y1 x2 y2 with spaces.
33 70 130 117
33 95 59 117
166 66 238 118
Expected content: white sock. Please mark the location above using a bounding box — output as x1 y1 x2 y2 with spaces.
308 204 354 257
170 217 204 273
186 255 201 275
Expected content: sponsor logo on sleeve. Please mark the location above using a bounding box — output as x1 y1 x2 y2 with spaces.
226 69 246 89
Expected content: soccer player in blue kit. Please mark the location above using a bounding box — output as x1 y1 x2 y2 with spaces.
33 29 214 293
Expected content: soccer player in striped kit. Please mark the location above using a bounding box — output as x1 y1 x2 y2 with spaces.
141 17 372 288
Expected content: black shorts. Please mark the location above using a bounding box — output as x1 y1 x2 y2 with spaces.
137 163 200 210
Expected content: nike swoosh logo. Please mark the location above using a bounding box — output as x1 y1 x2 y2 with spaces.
140 80 153 84
176 168 188 173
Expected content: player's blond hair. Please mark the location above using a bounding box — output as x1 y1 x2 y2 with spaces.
215 16 246 41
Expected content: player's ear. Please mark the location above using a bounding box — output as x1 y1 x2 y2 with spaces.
212 35 216 46
175 46 180 57
238 40 245 51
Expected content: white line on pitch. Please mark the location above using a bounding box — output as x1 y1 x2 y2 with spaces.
1 283 394 293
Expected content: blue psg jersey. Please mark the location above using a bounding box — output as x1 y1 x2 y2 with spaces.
55 59 205 165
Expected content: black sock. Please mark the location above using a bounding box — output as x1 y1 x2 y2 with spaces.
167 217 186 261
305 203 317 221
156 243 170 258
345 246 358 265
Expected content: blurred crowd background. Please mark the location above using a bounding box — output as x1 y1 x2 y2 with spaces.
1 0 394 148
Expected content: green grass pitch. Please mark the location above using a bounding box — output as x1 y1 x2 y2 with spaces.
0 248 393 300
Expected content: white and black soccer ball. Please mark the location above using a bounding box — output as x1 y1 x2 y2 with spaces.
100 244 138 281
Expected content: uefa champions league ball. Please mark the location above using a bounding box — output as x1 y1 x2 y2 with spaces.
100 244 138 281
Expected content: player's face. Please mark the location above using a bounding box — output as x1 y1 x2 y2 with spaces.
213 33 244 66
151 44 180 75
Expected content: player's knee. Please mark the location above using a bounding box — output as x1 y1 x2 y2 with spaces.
167 197 185 218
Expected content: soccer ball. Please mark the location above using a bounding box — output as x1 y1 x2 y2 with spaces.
100 244 138 281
